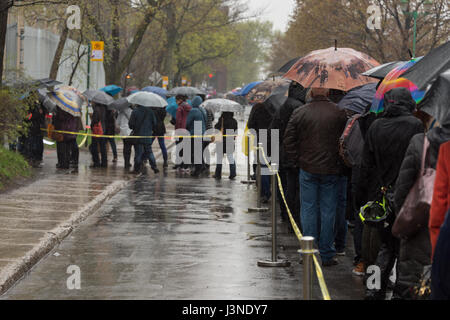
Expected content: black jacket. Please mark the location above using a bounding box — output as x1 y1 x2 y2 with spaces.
284 96 348 175
270 83 305 168
28 103 46 137
215 112 238 154
392 122 450 299
105 110 116 135
356 87 424 208
152 108 167 136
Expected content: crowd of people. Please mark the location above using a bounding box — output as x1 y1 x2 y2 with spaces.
12 77 449 301
250 80 449 300
16 90 239 181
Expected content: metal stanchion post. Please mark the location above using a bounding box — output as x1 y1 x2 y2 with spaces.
248 143 268 213
241 136 255 184
257 164 290 268
299 236 318 300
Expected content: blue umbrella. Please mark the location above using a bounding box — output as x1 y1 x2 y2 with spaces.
338 83 378 114
142 86 169 99
100 85 123 97
233 81 262 96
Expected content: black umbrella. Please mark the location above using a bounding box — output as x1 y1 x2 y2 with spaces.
418 69 450 125
401 41 450 91
361 61 406 80
278 56 302 74
338 83 378 114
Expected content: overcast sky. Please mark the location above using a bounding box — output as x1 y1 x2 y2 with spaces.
246 0 295 32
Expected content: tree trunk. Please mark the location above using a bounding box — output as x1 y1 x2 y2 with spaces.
0 6 9 86
49 25 69 80
162 3 177 86
104 0 157 84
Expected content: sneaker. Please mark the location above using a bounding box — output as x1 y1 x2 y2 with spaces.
336 250 346 256
322 258 339 267
113 157 118 163
352 262 365 276
163 161 169 168
153 168 160 174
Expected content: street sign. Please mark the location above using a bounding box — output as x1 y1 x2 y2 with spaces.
91 41 104 61
149 71 162 85
162 76 169 89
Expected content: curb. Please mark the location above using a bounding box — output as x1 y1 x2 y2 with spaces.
0 180 128 296
0 139 177 296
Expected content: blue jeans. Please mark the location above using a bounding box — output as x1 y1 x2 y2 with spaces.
106 138 117 158
334 176 348 252
299 170 340 262
151 137 168 162
134 143 156 171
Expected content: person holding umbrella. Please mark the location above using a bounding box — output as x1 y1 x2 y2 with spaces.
112 98 134 170
151 106 169 169
47 87 84 171
356 87 424 300
214 112 238 180
284 87 348 267
186 96 207 177
174 94 192 171
89 102 108 168
127 91 167 174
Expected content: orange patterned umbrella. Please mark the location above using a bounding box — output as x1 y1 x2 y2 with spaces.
283 47 380 91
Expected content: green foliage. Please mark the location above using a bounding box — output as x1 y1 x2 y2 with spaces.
0 89 30 143
224 20 274 89
0 147 31 189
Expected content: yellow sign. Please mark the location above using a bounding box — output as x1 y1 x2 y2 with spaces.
162 76 169 89
91 41 104 61
181 77 187 86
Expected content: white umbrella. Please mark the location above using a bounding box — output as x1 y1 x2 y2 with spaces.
168 86 206 98
201 98 244 113
127 91 168 108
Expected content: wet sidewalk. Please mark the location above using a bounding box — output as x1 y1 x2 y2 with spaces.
0 138 172 295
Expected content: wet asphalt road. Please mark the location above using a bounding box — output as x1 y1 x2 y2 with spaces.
1 168 365 300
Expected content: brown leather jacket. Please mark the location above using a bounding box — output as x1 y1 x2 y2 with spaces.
283 96 347 175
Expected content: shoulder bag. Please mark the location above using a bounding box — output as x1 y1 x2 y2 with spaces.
392 136 436 239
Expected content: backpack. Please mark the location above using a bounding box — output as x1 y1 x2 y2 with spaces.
339 114 363 167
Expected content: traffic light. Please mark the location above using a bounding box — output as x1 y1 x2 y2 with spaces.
208 73 214 78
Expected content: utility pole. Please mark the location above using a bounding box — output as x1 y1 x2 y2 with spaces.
0 0 14 86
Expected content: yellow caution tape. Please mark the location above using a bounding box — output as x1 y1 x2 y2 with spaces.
41 128 238 140
257 146 331 301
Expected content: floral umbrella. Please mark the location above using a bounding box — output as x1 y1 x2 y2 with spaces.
246 79 291 104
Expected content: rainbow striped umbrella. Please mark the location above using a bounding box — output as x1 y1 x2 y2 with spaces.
371 58 425 114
